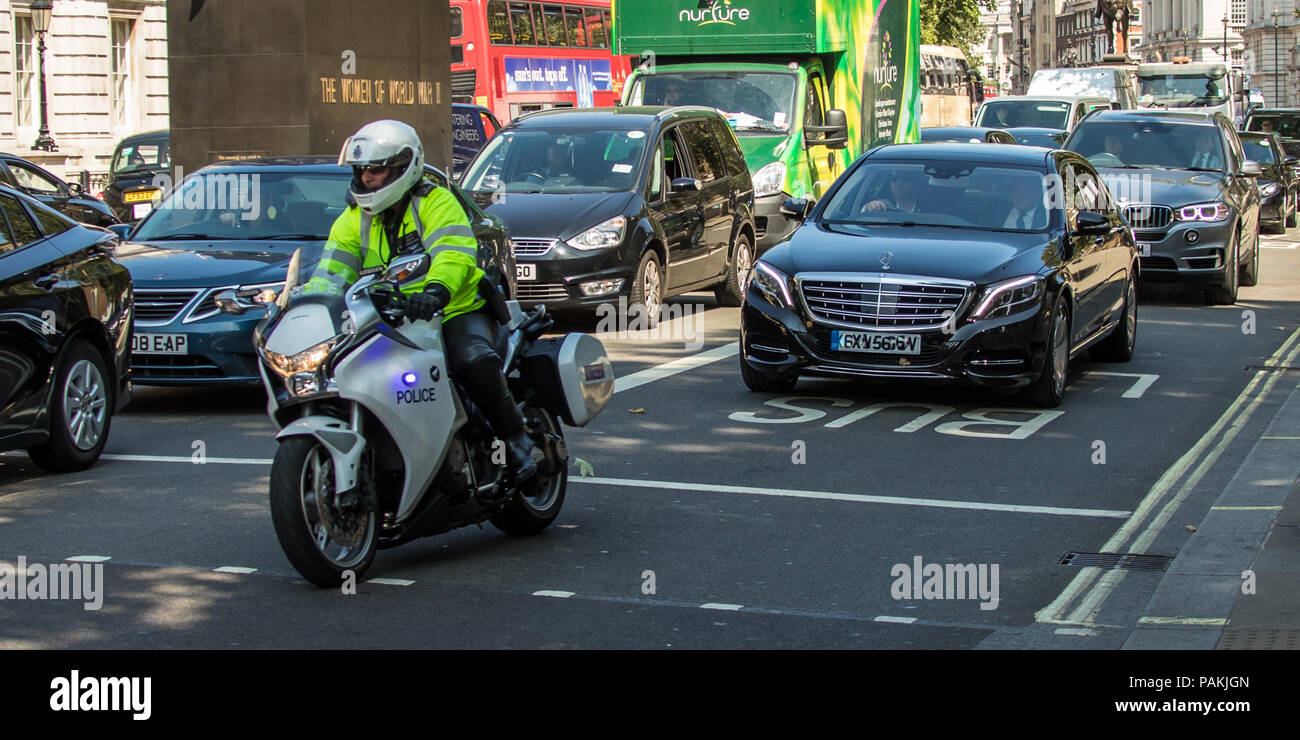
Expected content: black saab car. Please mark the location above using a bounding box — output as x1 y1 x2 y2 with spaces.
0 183 132 471
460 106 755 325
1066 110 1261 303
741 144 1139 408
1239 130 1297 232
0 153 119 226
102 130 170 224
113 157 511 387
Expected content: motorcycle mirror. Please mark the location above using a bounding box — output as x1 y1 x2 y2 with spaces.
384 253 431 287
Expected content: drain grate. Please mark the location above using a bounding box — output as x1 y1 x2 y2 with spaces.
1218 629 1300 650
1058 551 1174 571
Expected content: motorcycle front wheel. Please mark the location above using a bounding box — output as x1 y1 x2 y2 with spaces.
270 436 377 587
491 405 568 536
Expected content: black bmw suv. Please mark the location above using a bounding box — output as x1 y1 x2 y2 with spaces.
460 107 755 325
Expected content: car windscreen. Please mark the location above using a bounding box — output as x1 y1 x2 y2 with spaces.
1241 139 1277 165
628 72 797 133
820 160 1056 232
1137 73 1227 108
461 128 648 194
1069 121 1226 171
111 139 170 175
131 171 351 241
975 100 1070 129
1246 113 1300 139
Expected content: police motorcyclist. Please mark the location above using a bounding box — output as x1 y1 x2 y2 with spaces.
305 120 538 481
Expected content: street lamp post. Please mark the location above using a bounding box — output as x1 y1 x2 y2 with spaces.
1223 13 1230 65
30 0 56 152
1273 7 1281 108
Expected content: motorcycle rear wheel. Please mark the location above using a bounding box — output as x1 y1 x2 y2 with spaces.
491 406 567 536
270 436 377 587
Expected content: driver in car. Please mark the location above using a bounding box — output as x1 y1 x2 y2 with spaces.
863 170 929 213
304 119 538 481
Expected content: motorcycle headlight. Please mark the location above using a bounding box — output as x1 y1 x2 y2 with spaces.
1174 202 1231 222
567 215 627 251
753 162 787 198
970 275 1044 320
748 261 794 308
263 338 337 379
1259 182 1281 197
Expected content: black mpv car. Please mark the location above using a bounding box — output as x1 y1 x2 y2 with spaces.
0 153 119 227
461 107 756 324
0 184 133 471
1238 130 1297 233
741 144 1139 408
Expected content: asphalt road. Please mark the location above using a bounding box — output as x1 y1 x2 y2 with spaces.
2 232 1299 649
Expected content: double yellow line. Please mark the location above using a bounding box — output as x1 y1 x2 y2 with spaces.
1037 325 1300 626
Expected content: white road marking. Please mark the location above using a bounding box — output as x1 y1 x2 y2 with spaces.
1210 505 1284 511
1038 326 1300 626
65 555 111 563
213 566 258 574
700 603 744 611
1085 371 1160 398
613 342 738 394
571 475 1130 518
367 578 414 586
532 590 575 598
1260 243 1297 249
102 453 273 465
1137 617 1229 626
1054 627 1098 636
874 616 918 624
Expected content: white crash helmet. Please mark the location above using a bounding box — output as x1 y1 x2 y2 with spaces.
339 119 425 215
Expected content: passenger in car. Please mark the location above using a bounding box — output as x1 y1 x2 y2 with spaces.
863 170 930 213
999 176 1047 229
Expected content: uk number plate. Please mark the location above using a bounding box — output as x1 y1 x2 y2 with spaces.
831 331 921 355
516 263 537 281
131 333 188 355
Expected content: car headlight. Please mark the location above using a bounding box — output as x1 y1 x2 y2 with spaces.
1174 202 1230 222
970 275 1044 320
263 338 337 378
566 216 627 250
748 261 794 308
753 162 787 198
1259 182 1281 197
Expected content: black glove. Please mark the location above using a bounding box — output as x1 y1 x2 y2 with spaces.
406 283 450 321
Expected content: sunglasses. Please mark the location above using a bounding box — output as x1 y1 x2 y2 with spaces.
357 165 390 175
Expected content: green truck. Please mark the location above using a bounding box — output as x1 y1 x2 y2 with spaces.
613 0 920 251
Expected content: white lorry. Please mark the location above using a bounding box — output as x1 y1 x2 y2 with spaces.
1135 60 1246 121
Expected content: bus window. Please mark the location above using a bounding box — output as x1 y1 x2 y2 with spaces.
450 6 464 38
566 6 587 47
584 7 607 48
487 1 511 43
508 1 536 46
543 4 568 47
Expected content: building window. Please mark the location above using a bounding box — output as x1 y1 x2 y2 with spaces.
13 15 34 127
109 18 134 127
1230 0 1245 26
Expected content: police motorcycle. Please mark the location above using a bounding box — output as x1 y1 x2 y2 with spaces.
229 250 614 586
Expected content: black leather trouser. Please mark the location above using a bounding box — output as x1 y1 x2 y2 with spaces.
442 308 524 437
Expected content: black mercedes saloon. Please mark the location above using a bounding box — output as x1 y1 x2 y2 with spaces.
740 143 1140 407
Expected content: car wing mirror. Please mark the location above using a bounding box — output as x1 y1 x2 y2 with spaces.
780 197 813 221
1074 210 1110 236
670 177 702 193
805 109 849 150
1241 160 1263 177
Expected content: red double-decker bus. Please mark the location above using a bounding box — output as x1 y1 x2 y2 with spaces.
451 0 633 124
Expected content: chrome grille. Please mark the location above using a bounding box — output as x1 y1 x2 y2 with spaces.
134 289 200 323
799 277 968 329
1123 205 1172 230
511 237 557 257
516 282 569 301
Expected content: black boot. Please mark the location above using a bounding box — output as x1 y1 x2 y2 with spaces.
459 360 538 482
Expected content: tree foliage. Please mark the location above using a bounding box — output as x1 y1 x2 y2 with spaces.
920 0 998 62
